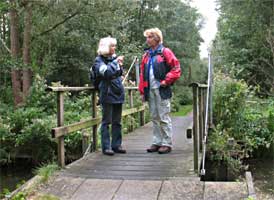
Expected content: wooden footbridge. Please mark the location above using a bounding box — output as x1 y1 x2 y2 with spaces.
25 86 253 200
37 115 249 200
6 85 256 200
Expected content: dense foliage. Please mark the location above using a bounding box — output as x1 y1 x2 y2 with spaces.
208 0 273 176
208 71 274 173
213 0 274 96
0 0 205 166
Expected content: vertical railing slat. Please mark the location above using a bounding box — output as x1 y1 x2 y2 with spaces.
57 91 65 168
92 91 98 151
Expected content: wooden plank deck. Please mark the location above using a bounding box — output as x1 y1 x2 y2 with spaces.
36 115 249 200
60 115 196 180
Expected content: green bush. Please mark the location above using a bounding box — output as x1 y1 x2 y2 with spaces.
213 73 249 129
26 75 56 113
170 86 193 112
208 72 274 172
176 86 193 105
0 77 93 165
1 75 151 165
0 86 13 105
208 127 244 174
0 116 14 164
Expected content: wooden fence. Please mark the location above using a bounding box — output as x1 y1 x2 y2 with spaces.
46 86 145 168
188 83 213 174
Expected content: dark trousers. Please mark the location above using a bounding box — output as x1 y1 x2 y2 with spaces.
101 103 122 152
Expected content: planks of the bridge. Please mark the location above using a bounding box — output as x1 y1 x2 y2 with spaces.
36 115 249 199
58 116 195 180
61 150 194 180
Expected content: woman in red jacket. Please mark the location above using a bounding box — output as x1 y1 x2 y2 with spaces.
139 28 181 154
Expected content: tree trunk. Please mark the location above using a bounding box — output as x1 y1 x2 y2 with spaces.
11 70 23 105
22 0 33 99
23 1 32 64
10 0 20 57
22 68 33 98
10 0 23 106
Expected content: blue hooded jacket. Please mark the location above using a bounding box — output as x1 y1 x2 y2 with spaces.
93 55 125 104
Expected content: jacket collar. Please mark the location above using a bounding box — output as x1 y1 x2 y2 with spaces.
100 54 116 63
144 44 164 57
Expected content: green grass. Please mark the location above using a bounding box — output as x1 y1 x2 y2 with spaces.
34 163 59 183
172 105 192 117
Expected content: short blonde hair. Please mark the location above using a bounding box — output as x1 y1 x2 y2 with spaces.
143 28 163 44
97 37 117 55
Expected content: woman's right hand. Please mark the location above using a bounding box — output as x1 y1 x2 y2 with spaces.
117 56 124 66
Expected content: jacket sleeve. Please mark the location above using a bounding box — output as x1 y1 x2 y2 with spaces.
94 58 122 80
138 55 147 95
161 48 181 85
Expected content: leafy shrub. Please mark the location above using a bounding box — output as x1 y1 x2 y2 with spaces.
26 75 56 113
176 86 193 105
0 116 14 164
1 76 151 165
208 72 274 172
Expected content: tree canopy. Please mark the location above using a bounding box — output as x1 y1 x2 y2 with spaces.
0 0 204 106
213 0 274 96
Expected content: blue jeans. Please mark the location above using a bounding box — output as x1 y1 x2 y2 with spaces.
101 103 122 152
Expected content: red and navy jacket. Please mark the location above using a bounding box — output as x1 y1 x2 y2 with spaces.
138 44 181 101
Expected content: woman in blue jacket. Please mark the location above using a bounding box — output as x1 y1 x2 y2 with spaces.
92 37 126 155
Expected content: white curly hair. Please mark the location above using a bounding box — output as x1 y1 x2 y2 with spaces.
97 37 117 56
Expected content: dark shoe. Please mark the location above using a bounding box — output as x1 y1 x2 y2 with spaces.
158 146 172 154
147 144 160 153
103 149 114 156
112 146 126 154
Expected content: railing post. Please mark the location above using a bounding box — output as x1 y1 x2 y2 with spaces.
140 110 145 126
128 89 134 132
92 91 98 151
57 91 65 168
191 83 199 173
82 129 89 155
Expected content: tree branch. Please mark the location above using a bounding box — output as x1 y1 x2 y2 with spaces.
259 57 274 69
0 35 11 53
34 11 80 38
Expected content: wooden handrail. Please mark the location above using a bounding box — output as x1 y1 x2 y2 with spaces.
46 86 94 92
52 105 145 138
52 117 102 138
189 82 208 88
46 86 145 168
46 86 138 92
